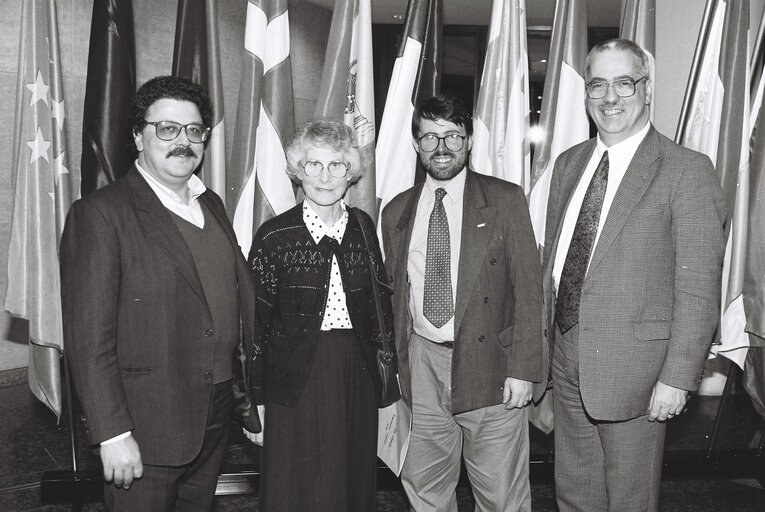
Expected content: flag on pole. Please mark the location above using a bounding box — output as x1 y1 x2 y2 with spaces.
314 0 378 219
5 0 74 419
230 0 295 257
376 0 442 229
470 0 530 186
619 0 656 120
172 0 227 201
527 0 589 246
80 0 136 196
677 0 750 369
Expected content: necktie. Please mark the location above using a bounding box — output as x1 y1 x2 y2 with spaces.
424 188 454 328
556 151 609 333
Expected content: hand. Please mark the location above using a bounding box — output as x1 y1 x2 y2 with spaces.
243 404 265 446
647 381 689 422
100 434 143 489
503 377 533 409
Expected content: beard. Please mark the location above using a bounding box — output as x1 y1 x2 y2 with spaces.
419 149 468 181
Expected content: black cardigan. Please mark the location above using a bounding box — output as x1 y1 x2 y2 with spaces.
247 203 396 407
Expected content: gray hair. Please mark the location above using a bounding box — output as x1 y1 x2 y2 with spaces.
285 118 364 184
585 38 650 80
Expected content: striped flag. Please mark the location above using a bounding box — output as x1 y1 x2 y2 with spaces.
230 0 296 257
527 0 589 246
470 0 530 186
619 0 656 120
677 0 751 369
80 0 135 195
172 0 227 201
314 0 378 219
376 0 442 230
5 0 74 419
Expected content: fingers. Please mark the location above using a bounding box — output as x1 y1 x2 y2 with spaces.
100 436 143 489
502 378 533 409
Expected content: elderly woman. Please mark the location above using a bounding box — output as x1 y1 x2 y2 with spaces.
246 118 396 511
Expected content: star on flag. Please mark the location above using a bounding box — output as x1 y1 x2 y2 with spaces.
26 70 49 107
28 127 50 163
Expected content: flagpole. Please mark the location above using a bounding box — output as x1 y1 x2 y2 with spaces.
675 0 719 143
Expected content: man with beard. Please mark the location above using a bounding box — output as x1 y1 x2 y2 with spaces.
543 39 725 511
60 76 259 511
381 93 544 511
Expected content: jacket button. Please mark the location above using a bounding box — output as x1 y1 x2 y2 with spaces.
544 329 548 337
490 257 497 265
483 297 489 304
479 335 486 342
205 371 212 381
204 329 213 337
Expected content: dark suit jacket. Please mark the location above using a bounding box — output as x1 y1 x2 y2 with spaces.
542 126 727 421
60 167 257 466
381 170 544 415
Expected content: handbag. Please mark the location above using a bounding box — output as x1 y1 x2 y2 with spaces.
353 209 401 408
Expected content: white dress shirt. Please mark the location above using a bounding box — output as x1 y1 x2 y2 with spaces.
135 161 207 228
408 169 467 342
552 122 651 293
303 201 353 331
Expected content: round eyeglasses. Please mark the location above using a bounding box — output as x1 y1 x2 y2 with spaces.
144 120 210 143
418 133 466 152
585 77 647 99
301 160 349 178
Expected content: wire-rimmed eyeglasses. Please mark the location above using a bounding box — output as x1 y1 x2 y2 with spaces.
585 76 647 99
143 120 210 143
300 160 349 178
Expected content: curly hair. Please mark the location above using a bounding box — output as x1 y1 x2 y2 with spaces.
411 92 473 138
284 118 365 184
128 76 212 155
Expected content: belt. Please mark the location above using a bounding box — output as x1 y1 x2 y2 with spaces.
426 338 454 349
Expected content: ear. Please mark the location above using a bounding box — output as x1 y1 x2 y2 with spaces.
466 135 473 151
645 78 653 105
412 136 420 152
133 130 144 152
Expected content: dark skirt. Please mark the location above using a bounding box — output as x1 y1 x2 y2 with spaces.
259 329 378 512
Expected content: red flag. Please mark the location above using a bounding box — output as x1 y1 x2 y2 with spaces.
80 0 136 195
5 0 74 419
314 0 378 219
172 0 227 201
230 0 296 257
375 0 442 230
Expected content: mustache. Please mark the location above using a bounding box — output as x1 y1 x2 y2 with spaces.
166 146 197 158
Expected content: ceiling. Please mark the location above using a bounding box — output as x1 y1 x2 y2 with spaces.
305 0 620 28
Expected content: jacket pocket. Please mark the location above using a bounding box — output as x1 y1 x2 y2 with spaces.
120 366 154 374
497 325 514 347
632 320 671 341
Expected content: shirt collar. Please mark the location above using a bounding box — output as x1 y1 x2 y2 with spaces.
302 200 349 245
424 166 467 203
595 121 651 158
135 160 207 204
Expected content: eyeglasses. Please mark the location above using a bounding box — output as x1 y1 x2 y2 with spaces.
143 120 210 143
585 76 647 99
418 133 466 152
300 160 349 178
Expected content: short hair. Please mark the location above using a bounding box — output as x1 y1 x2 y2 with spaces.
411 92 473 138
128 76 212 153
285 118 364 184
585 38 650 80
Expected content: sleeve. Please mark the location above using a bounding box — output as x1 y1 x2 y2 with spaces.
246 228 279 404
660 152 727 390
60 198 134 446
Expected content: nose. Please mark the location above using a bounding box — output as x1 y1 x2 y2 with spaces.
603 82 619 102
318 166 332 183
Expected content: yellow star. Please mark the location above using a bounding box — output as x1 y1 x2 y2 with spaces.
26 70 49 107
27 127 50 163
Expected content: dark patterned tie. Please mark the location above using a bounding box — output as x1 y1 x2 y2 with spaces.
555 151 609 333
424 188 454 328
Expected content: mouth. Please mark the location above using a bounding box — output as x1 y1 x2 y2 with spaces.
430 153 454 165
600 107 623 116
166 148 197 158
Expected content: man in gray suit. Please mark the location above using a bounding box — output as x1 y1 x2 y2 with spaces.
381 93 544 512
543 39 726 511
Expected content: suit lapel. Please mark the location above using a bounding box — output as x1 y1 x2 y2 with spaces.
588 128 661 274
393 183 424 294
127 168 207 304
454 172 494 334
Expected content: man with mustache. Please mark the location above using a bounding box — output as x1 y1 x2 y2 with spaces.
543 39 726 511
60 76 259 511
381 93 544 511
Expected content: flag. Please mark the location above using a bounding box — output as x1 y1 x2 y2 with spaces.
230 0 295 257
619 0 656 120
375 0 442 230
677 0 750 370
314 0 377 219
527 0 589 246
80 0 136 196
5 0 74 419
470 0 530 186
172 0 227 201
